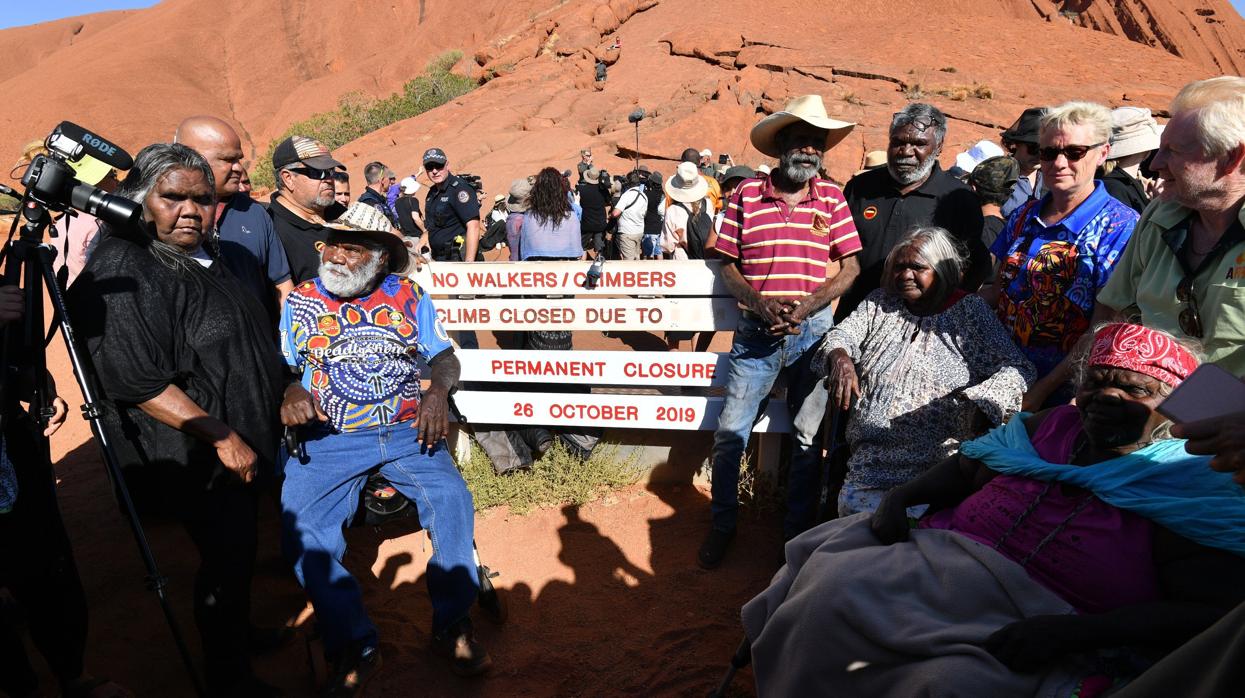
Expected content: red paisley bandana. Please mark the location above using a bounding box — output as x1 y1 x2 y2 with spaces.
1089 323 1199 387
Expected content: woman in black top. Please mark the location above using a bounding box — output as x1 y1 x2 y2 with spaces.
71 143 286 696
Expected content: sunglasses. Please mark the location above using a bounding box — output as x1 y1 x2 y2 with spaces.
424 162 446 172
1176 274 1204 338
287 166 334 180
1037 142 1105 162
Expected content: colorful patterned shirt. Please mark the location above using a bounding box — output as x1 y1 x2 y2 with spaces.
715 176 862 297
280 274 452 431
991 182 1138 379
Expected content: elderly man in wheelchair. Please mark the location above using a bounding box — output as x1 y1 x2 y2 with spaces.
278 205 492 695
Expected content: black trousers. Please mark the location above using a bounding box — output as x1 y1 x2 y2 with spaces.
0 415 88 696
179 477 260 690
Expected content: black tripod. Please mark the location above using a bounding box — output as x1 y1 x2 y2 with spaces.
0 202 207 696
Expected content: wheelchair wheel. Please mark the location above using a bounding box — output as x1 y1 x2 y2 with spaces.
477 564 508 624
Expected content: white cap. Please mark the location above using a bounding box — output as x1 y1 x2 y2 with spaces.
699 149 712 158
399 176 421 195
954 140 1007 174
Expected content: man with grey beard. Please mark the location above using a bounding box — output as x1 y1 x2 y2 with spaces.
269 135 348 284
278 202 490 689
700 95 863 569
839 103 988 319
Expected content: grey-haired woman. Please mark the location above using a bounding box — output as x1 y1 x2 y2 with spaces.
813 226 1034 516
70 143 286 695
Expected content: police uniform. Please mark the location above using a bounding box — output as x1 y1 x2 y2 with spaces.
425 174 481 261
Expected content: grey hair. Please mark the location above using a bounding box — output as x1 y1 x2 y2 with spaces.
364 161 387 185
881 225 965 302
113 143 217 272
1040 101 1113 147
116 142 215 206
891 103 947 146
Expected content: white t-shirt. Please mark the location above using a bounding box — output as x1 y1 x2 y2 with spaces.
612 186 647 236
661 198 708 255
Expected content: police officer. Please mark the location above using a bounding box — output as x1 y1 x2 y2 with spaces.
422 147 482 262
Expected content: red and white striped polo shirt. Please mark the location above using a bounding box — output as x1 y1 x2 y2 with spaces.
715 176 861 297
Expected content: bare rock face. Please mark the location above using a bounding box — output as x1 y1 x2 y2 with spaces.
0 0 1241 197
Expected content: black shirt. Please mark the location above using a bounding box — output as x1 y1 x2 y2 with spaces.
394 196 423 238
424 174 481 253
840 163 989 319
268 194 331 284
358 188 398 226
1100 168 1149 215
577 181 609 234
70 235 285 496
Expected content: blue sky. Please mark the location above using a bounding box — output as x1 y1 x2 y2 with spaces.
0 0 1241 31
0 1 160 30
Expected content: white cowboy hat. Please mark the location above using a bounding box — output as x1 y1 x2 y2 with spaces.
749 94 856 157
664 162 709 203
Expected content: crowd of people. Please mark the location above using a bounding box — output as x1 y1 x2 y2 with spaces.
0 73 1243 698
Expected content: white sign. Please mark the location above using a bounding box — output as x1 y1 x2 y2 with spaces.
453 390 791 432
435 297 738 331
457 349 731 387
411 260 729 296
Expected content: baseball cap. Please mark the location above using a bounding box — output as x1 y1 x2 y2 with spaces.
399 176 421 195
422 147 448 166
272 136 344 170
699 149 712 158
969 156 1020 198
67 153 115 186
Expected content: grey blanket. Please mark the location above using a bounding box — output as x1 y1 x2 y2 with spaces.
741 514 1085 697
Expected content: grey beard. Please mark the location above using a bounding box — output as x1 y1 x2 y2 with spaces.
319 256 385 297
313 193 336 209
888 156 937 186
780 152 822 183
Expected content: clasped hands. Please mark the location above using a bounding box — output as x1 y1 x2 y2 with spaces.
280 383 450 448
751 295 809 336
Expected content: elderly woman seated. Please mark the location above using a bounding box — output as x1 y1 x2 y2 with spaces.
744 323 1245 697
813 225 1034 516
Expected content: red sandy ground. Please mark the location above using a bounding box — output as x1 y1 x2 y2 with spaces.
32 263 779 697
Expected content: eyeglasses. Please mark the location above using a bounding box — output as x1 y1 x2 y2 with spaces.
1037 142 1105 162
287 166 334 180
1176 274 1204 338
424 162 446 172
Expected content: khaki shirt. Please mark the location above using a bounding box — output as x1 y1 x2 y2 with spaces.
1097 199 1245 376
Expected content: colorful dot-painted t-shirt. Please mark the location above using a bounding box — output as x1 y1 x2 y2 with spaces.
991 182 1138 379
280 274 452 431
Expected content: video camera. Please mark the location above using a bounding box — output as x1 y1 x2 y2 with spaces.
18 122 141 230
458 173 484 193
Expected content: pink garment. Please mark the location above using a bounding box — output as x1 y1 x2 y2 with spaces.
922 405 1160 614
49 212 102 287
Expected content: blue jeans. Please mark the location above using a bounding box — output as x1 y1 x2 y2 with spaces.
280 423 478 656
710 308 833 538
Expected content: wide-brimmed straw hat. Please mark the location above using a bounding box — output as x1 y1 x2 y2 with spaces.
1109 107 1161 160
325 202 409 272
664 162 709 203
749 95 856 158
855 150 886 175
